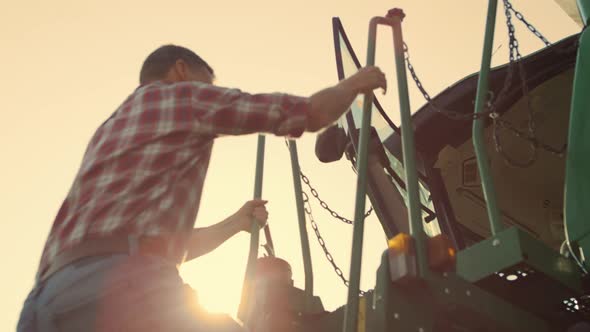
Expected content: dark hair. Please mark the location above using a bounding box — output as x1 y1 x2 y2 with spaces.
139 44 214 84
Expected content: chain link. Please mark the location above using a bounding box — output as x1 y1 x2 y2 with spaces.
286 139 373 224
300 170 373 224
504 0 551 47
403 42 494 121
403 0 566 168
302 191 367 296
284 140 371 294
490 0 566 167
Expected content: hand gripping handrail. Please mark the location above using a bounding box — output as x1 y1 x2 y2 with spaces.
237 135 270 322
342 8 430 332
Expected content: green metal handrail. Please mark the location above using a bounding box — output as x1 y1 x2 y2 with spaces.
237 134 266 322
473 0 503 236
578 0 590 24
341 16 378 332
342 9 424 332
288 139 314 311
390 10 429 278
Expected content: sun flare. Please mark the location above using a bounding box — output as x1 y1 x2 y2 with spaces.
179 242 248 318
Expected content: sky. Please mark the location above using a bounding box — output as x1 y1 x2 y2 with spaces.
1 0 581 329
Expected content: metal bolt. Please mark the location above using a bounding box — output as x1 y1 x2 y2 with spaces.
444 288 451 294
492 239 501 247
442 272 448 278
387 8 406 20
394 313 400 320
418 328 425 332
466 290 471 296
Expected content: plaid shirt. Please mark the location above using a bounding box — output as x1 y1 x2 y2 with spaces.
37 81 309 278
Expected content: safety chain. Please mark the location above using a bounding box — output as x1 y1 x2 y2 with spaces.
285 139 373 224
503 0 551 47
302 191 367 295
403 42 494 121
488 0 538 167
403 0 566 168
284 140 370 293
300 170 373 224
490 0 566 167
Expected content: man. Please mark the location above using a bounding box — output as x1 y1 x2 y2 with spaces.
17 44 386 331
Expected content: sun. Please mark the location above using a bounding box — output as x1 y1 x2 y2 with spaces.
179 242 248 318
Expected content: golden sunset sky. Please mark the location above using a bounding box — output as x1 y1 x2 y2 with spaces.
1 0 580 329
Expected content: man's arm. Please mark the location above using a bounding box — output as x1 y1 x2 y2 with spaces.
136 66 386 139
307 66 387 132
185 199 268 261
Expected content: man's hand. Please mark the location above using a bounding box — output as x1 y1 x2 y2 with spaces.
232 199 269 232
307 66 387 132
340 66 387 95
185 199 269 261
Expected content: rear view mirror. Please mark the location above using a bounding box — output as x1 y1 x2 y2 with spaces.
315 125 348 163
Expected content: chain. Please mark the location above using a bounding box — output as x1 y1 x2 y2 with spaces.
494 118 566 155
300 170 373 224
490 0 566 167
403 0 566 168
302 191 367 295
487 0 538 167
285 139 373 224
403 42 494 121
283 140 371 294
503 0 551 47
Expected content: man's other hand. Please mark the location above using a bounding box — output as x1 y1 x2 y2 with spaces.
233 199 269 232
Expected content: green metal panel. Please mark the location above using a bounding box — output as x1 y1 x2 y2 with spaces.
456 227 584 327
457 227 581 290
472 0 503 236
374 248 549 331
425 273 550 332
565 16 590 271
371 252 389 332
373 251 436 332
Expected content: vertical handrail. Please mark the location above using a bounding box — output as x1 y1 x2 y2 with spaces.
565 1 590 272
578 0 590 25
288 139 314 311
237 135 266 322
390 9 429 277
342 16 379 332
473 0 503 236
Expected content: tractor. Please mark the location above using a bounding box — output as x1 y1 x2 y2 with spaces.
235 1 590 331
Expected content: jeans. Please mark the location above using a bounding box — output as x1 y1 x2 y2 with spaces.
17 254 244 332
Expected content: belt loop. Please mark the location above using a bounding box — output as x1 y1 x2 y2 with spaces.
128 235 139 255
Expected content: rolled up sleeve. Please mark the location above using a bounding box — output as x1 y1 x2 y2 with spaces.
164 82 309 138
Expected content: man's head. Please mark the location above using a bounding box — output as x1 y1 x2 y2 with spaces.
139 45 214 85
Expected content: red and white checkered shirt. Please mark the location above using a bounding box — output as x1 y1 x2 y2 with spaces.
37 81 309 278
